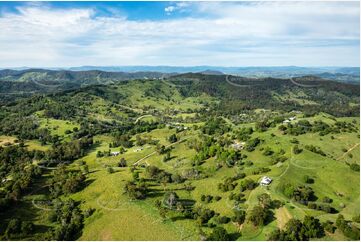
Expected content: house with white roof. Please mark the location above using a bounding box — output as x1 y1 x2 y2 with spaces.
260 176 272 186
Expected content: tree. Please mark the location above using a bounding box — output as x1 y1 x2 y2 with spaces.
5 218 21 238
336 214 360 240
163 151 171 162
248 205 270 226
123 181 147 200
284 219 305 240
168 134 178 143
171 173 184 184
303 216 324 238
145 165 160 178
257 193 272 208
21 221 35 235
231 210 246 226
350 163 360 172
303 175 314 184
207 227 230 241
106 166 114 174
118 158 127 167
255 119 270 132
293 145 303 154
160 175 169 191
163 192 179 208
81 164 89 174
268 216 324 241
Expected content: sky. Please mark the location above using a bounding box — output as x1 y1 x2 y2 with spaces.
0 1 359 67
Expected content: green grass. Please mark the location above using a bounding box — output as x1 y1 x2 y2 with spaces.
39 118 79 137
10 113 359 241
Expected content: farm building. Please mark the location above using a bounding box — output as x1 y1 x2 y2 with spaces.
283 119 291 124
111 151 120 156
260 176 272 186
230 141 245 150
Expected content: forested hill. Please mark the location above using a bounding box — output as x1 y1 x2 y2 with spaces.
167 73 359 117
0 71 359 118
0 68 358 98
0 69 167 99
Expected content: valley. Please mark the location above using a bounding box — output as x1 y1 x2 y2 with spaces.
0 73 359 241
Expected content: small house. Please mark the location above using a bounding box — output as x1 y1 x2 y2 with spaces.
230 141 245 150
111 151 120 156
260 176 272 186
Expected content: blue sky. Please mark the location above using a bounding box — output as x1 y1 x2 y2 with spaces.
0 1 359 67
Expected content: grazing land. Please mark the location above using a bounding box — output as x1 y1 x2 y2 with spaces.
0 72 359 241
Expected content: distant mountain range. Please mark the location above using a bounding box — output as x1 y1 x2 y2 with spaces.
2 66 357 83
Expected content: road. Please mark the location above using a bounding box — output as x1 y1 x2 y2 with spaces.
132 137 190 167
289 77 319 88
337 143 359 161
134 114 154 124
225 75 252 88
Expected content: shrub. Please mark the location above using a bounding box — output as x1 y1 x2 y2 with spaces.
350 163 360 172
293 145 303 154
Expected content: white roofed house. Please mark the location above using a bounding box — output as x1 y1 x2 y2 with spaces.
289 116 296 121
111 151 120 156
230 141 246 150
283 119 291 124
260 176 272 186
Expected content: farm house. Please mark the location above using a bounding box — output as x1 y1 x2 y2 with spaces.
260 176 272 186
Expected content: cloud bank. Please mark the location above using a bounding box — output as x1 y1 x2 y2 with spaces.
0 1 359 67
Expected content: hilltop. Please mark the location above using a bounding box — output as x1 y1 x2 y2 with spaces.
0 70 359 117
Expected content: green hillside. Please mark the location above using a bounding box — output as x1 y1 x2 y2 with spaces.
0 74 359 241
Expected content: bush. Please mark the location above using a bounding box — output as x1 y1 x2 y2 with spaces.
20 221 34 235
239 179 257 192
5 218 21 237
293 145 303 154
214 196 222 201
290 138 299 144
118 158 127 167
168 134 178 143
322 196 333 203
84 208 96 218
262 147 274 156
303 175 314 184
336 214 360 240
350 163 359 172
106 166 114 174
207 227 231 241
322 220 336 233
216 216 230 224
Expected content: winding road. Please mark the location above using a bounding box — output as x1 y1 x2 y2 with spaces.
132 136 190 167
289 77 320 88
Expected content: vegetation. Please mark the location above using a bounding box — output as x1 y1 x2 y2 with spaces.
0 72 359 240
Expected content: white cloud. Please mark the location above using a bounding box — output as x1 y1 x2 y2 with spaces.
0 1 359 67
164 6 175 14
164 2 192 15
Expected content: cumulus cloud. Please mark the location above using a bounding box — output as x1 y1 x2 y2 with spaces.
164 2 191 15
0 1 359 67
164 6 175 14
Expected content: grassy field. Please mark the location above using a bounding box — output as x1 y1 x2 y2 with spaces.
64 115 360 240
3 107 359 241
